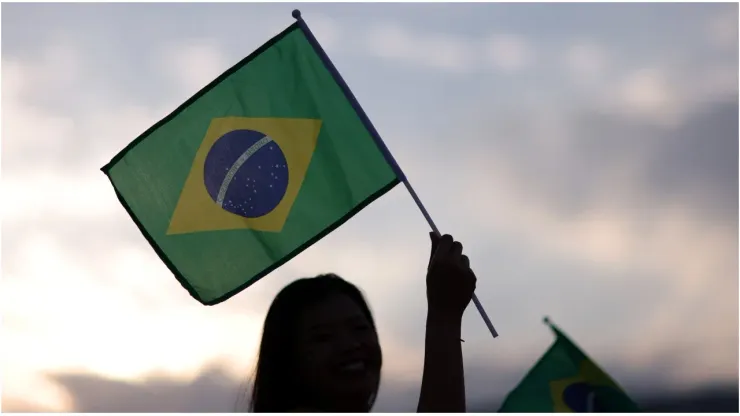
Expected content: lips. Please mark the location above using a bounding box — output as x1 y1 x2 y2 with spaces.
339 360 366 372
335 356 372 377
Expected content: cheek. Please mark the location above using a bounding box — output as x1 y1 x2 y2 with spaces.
299 344 335 377
365 334 383 369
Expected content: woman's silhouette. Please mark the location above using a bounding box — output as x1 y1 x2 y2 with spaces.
249 233 476 412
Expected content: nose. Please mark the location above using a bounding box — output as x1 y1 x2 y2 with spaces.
336 327 362 352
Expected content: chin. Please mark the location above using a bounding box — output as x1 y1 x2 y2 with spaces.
334 385 377 412
335 398 373 413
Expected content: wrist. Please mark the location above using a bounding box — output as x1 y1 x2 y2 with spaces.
426 310 463 337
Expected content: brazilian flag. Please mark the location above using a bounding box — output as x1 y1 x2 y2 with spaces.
499 318 639 412
102 14 399 305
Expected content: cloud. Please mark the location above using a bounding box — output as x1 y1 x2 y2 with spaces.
363 22 476 72
1 38 84 93
10 352 735 412
450 97 738 382
689 65 738 105
595 61 737 127
1 59 78 173
45 366 243 412
1 230 268 378
300 12 342 51
157 40 228 93
563 40 609 82
705 12 738 50
2 172 122 224
2 46 173 177
613 68 681 125
8 365 446 412
484 34 532 72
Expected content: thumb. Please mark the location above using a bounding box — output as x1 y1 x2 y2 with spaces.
429 232 439 261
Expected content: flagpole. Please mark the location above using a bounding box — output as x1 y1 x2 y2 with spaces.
293 9 498 339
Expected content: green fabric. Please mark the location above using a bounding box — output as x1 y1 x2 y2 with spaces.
499 321 639 412
102 23 399 305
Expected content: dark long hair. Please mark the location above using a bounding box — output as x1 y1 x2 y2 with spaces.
249 274 378 412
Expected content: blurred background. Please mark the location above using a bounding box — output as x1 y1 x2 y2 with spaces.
2 2 737 412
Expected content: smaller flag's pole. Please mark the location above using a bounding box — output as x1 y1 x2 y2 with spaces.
293 9 498 339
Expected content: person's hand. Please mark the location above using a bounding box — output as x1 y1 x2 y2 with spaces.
425 233 476 325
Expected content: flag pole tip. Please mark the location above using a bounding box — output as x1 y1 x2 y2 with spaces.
292 9 302 20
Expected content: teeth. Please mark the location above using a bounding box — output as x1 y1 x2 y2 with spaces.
340 361 365 371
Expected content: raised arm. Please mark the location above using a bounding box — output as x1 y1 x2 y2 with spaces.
417 233 476 413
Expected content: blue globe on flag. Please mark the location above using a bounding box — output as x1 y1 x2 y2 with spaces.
203 129 290 218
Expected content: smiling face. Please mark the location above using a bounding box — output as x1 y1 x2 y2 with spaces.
295 292 382 412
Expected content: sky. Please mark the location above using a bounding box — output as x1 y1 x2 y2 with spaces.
2 2 738 412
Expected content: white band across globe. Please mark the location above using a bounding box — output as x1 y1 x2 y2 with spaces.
216 135 274 207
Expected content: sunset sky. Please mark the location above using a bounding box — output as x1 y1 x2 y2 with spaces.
2 2 738 412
